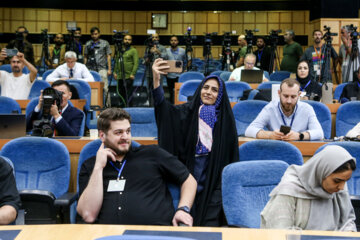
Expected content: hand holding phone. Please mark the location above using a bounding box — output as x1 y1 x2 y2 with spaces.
161 60 183 73
280 125 291 135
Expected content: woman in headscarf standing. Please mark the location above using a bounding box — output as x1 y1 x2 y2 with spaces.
261 145 357 231
152 59 239 226
296 60 322 101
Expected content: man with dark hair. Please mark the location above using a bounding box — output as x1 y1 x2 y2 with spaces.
340 66 360 103
46 33 66 69
166 35 186 103
0 49 37 100
7 26 35 65
77 108 197 225
300 30 338 83
254 36 272 72
0 157 21 225
113 34 139 106
26 80 84 136
66 27 84 63
84 27 112 104
280 30 303 73
245 78 323 141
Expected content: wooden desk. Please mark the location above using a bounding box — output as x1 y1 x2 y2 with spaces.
0 224 360 240
16 99 87 113
0 137 328 193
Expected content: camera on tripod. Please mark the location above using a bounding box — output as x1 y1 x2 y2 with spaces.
204 32 217 45
223 32 232 47
347 24 359 39
245 29 259 50
113 30 128 45
322 25 338 44
32 88 63 137
269 29 281 45
184 27 196 46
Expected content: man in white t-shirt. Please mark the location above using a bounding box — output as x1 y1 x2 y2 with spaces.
229 53 269 82
0 48 37 100
46 51 94 82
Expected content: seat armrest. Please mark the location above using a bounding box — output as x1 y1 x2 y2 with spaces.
54 192 78 207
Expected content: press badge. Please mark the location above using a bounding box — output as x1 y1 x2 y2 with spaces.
53 59 59 64
256 62 261 67
107 179 126 192
300 91 307 97
314 65 320 75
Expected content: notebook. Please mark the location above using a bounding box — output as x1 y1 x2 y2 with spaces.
0 114 26 139
241 69 264 83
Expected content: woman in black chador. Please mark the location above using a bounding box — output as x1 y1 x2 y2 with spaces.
151 58 239 226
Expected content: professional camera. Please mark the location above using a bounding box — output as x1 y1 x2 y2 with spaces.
269 29 281 45
322 25 338 44
346 24 359 49
203 32 217 58
245 29 259 50
184 27 196 46
113 30 128 46
32 87 63 137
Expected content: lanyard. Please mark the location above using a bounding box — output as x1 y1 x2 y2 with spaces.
257 50 263 62
278 102 297 127
91 41 100 49
300 80 311 91
77 42 82 53
109 159 127 181
358 82 360 88
314 46 322 61
53 48 60 56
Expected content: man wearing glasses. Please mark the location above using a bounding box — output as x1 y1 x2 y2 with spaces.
229 53 269 82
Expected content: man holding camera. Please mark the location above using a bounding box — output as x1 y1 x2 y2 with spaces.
7 26 35 66
0 49 37 100
245 78 323 141
300 30 338 83
84 27 112 103
46 51 94 82
166 35 185 103
280 30 303 73
26 80 84 136
46 33 66 69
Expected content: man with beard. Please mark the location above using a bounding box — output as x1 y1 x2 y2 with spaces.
66 27 84 63
77 108 197 225
7 26 35 66
113 34 139 106
46 33 66 69
0 49 37 100
84 27 112 104
254 36 272 72
280 30 303 73
245 78 323 141
166 35 186 103
144 33 168 106
300 30 338 83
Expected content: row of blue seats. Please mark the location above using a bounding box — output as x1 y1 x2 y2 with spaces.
1 137 360 227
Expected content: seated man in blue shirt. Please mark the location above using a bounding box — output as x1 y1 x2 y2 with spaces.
245 78 324 141
26 80 84 136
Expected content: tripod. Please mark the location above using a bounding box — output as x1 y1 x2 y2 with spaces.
38 30 49 75
185 42 194 71
203 43 212 76
343 38 360 84
268 40 281 73
111 40 128 108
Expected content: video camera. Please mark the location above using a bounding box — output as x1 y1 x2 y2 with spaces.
32 88 63 137
204 32 217 45
223 32 232 46
113 30 128 45
184 27 196 46
322 25 338 44
245 29 259 50
269 29 281 45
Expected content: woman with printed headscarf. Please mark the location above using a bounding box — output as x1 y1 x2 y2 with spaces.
261 145 357 231
152 58 239 226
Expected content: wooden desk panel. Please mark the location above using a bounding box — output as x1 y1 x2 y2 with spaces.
0 224 359 240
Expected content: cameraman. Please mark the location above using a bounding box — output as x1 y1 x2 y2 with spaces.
84 27 112 103
46 33 66 69
166 35 185 103
338 25 360 83
7 26 35 66
300 30 338 83
0 49 37 100
26 80 84 136
235 35 247 67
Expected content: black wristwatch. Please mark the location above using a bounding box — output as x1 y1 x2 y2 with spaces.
176 206 191 214
299 132 304 141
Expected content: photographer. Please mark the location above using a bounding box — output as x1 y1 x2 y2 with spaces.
46 33 66 69
84 27 112 103
0 49 37 100
46 51 94 82
166 35 185 103
300 30 338 83
7 26 35 66
26 80 83 136
338 25 360 83
340 66 360 103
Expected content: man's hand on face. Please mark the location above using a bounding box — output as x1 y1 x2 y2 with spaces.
50 101 61 120
17 52 25 62
95 142 118 170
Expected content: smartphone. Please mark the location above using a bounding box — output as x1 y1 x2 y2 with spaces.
6 49 18 57
162 60 183 73
280 125 291 135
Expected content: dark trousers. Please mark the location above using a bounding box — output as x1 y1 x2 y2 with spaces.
166 77 179 104
118 78 133 106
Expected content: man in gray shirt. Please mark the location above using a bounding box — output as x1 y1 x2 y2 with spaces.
245 78 324 141
84 27 112 104
166 35 186 103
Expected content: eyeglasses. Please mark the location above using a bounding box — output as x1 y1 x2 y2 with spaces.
245 62 255 66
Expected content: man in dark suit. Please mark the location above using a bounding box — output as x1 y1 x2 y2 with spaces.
26 80 84 136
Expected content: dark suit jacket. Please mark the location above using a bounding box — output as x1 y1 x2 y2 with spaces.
26 104 83 136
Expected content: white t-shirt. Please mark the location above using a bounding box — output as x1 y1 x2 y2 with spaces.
229 66 266 82
0 71 33 100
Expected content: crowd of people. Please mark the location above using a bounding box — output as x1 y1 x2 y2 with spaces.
1 25 360 232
